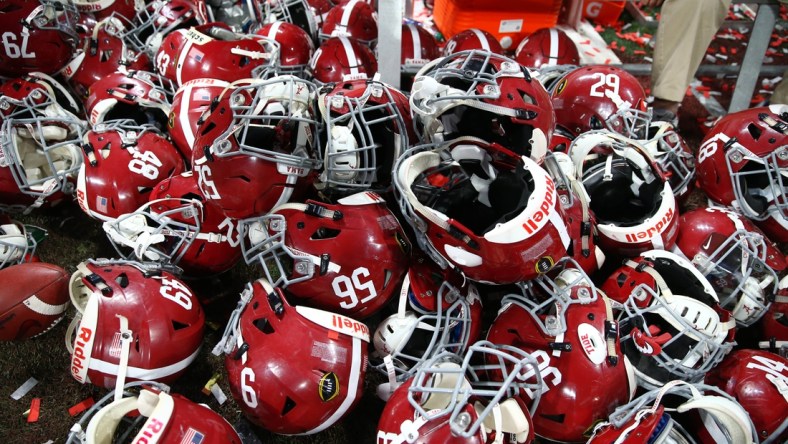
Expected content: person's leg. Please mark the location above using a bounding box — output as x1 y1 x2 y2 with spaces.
651 0 732 119
771 70 788 104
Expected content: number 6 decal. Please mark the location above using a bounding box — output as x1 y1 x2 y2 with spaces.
240 367 258 408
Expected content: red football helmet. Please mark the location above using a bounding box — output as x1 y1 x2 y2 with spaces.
486 258 635 442
0 116 84 213
85 70 176 129
119 0 206 57
514 27 580 69
705 349 787 443
551 65 652 139
60 16 152 101
393 139 570 285
191 76 322 219
72 0 144 21
239 192 410 319
401 23 440 89
372 258 483 389
217 278 369 435
155 24 279 86
757 278 788 357
255 21 315 78
0 71 83 123
588 380 757 444
377 341 539 443
104 173 242 275
696 104 788 242
0 73 85 212
0 0 79 77
409 50 554 163
674 207 786 327
67 259 204 391
66 382 241 444
641 120 696 201
252 0 321 42
316 78 415 198
76 121 185 221
543 151 606 274
443 28 503 56
601 250 736 389
567 130 679 257
167 78 230 160
309 35 378 84
319 0 377 46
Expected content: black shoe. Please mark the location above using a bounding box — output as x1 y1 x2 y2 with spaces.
652 107 678 127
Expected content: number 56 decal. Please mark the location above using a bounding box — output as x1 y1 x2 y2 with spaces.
332 267 377 309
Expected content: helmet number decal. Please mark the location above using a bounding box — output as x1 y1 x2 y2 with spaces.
589 73 620 98
697 133 728 164
515 349 562 399
159 277 193 311
128 150 163 181
1 32 36 59
217 217 241 248
332 267 377 310
240 367 258 408
195 164 221 200
155 51 171 76
746 354 787 385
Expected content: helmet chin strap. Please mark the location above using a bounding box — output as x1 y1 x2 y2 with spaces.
103 215 166 261
114 315 133 402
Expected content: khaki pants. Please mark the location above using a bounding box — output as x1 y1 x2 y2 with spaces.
651 0 733 102
772 71 788 104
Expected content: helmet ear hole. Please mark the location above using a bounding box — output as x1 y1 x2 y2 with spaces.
747 123 763 140
282 396 297 416
253 317 275 334
115 273 129 288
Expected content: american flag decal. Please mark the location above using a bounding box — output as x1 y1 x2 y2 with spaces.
180 427 204 444
96 195 108 213
108 332 122 358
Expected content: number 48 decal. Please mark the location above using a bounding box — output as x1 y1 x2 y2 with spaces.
128 149 163 180
332 267 377 309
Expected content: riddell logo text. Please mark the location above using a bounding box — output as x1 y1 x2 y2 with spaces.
71 326 93 382
624 207 675 243
133 418 164 444
331 314 369 337
523 177 556 235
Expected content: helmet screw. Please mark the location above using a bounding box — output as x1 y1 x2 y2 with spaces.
295 261 309 275
454 412 472 430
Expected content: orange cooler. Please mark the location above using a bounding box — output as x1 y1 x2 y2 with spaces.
582 0 626 26
432 0 564 50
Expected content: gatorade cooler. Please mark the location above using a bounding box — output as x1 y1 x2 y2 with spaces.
432 0 564 51
582 0 626 26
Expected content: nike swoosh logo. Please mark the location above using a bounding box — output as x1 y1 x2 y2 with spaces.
702 236 713 251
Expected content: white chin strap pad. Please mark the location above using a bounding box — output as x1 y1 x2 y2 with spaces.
677 395 754 444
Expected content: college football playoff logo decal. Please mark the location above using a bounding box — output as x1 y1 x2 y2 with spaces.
319 372 339 402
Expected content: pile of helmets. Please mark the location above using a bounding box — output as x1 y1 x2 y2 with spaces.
0 1 786 442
